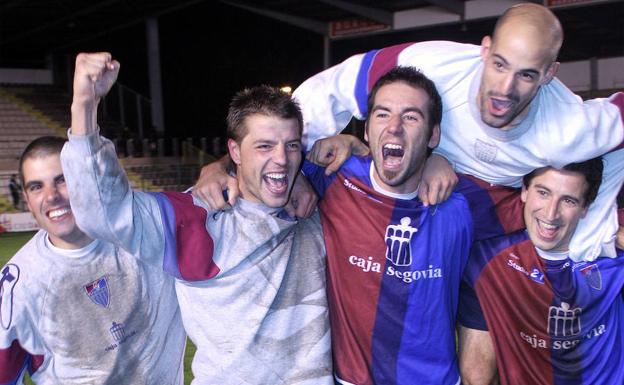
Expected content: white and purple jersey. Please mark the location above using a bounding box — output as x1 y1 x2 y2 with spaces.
61 132 333 385
294 40 624 262
0 231 185 385
460 232 624 384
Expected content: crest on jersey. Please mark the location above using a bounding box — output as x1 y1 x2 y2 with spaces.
385 217 418 266
547 302 582 337
580 264 602 291
0 264 19 329
85 276 110 308
474 139 498 162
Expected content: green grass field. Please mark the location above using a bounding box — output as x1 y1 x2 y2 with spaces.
0 231 195 384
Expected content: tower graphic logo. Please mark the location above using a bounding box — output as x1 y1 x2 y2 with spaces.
110 321 126 342
547 302 582 337
385 217 418 266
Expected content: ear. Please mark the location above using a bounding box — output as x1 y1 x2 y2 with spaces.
428 124 441 149
480 36 492 61
542 61 560 85
520 184 528 203
228 138 242 165
364 121 369 143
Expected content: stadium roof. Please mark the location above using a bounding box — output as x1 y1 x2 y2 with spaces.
0 0 622 67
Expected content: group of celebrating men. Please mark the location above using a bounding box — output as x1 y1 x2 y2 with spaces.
1 3 623 385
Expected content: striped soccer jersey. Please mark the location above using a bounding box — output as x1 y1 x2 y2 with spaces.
460 232 624 385
303 156 521 385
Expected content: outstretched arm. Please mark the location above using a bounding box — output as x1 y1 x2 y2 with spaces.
70 52 119 136
62 52 165 263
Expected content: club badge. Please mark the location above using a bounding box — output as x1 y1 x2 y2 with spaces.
85 276 110 308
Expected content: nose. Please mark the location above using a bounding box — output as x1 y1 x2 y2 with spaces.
499 73 516 96
386 114 403 135
273 144 287 166
44 185 61 203
544 198 559 221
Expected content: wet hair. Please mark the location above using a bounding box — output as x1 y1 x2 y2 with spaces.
522 157 604 207
18 136 67 187
226 85 303 143
367 66 442 131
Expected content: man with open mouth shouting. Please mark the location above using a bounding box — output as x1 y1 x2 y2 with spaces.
61 52 332 385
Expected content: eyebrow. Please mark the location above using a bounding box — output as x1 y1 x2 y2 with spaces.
533 183 581 203
493 54 541 76
371 105 425 119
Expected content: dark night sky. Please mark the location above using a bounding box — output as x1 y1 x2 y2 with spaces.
76 2 324 141
1 1 621 143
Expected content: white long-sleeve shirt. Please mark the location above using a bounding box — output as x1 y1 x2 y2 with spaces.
294 40 624 262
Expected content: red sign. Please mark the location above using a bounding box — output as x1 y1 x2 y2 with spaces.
330 18 389 38
547 0 601 6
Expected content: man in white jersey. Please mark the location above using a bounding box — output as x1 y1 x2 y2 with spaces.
61 52 332 384
196 3 624 265
293 2 624 264
0 136 186 384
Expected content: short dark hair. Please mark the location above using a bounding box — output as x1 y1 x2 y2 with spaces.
18 136 66 187
226 85 303 143
367 66 443 130
522 157 604 207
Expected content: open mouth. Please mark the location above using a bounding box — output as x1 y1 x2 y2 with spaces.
47 207 71 221
263 172 288 195
382 143 404 168
536 219 560 240
489 98 514 116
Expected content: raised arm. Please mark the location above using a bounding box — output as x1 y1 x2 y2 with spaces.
61 52 165 262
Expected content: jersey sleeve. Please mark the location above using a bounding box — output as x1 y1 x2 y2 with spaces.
61 131 220 281
0 264 45 384
458 281 488 331
455 174 524 241
149 191 219 281
61 131 166 267
293 40 481 149
301 159 338 199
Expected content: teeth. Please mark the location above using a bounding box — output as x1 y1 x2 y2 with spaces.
383 143 404 158
538 220 557 230
265 173 286 180
49 208 70 219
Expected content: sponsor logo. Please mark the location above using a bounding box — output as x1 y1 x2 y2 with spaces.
507 258 544 284
105 321 138 352
343 179 365 195
85 277 110 308
520 324 605 350
0 264 19 329
580 264 602 291
347 216 442 283
519 301 606 351
347 255 442 283
385 217 418 266
548 302 581 337
529 267 545 284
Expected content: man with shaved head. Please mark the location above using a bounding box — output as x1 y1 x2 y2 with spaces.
292 2 623 268
197 3 624 384
292 2 623 384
